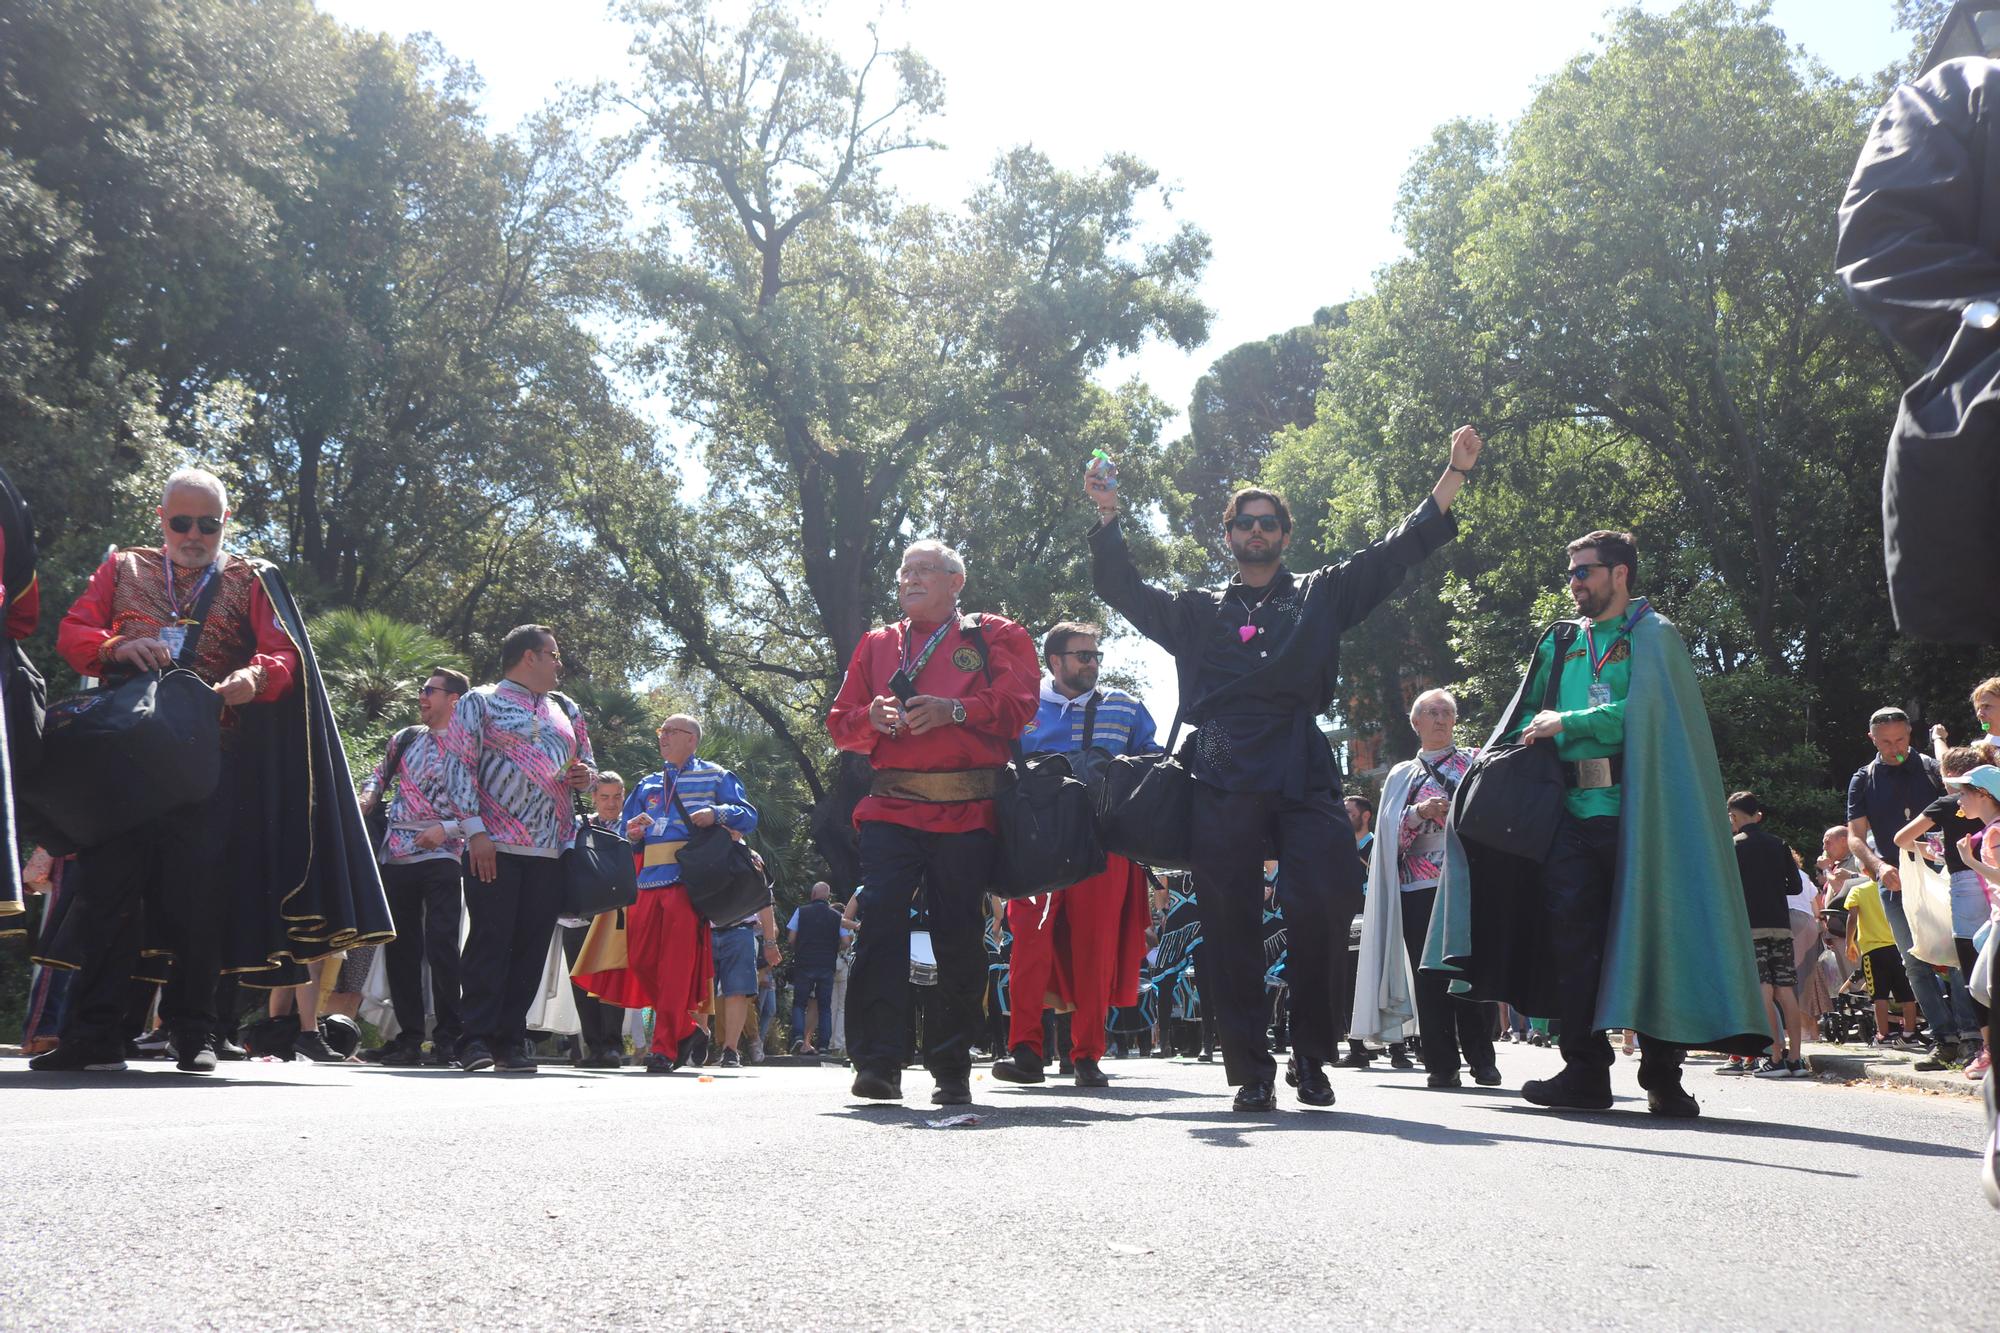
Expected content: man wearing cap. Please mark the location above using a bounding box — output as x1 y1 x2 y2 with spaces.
1845 706 1982 1055
1426 529 1770 1117
990 621 1159 1090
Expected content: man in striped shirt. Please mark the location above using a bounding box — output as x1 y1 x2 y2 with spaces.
992 622 1160 1089
358 666 472 1066
437 624 594 1074
575 714 762 1073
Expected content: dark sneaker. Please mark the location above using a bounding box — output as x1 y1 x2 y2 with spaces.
425 1039 460 1067
1388 1044 1417 1071
293 1031 345 1063
176 1038 218 1074
458 1040 496 1072
496 1047 537 1073
676 1029 710 1073
931 1076 972 1105
29 1041 127 1073
1427 1070 1464 1089
719 1048 742 1070
133 1028 173 1059
213 1036 249 1062
850 1069 902 1100
1471 1065 1503 1087
645 1053 676 1074
1645 1084 1701 1118
1072 1057 1110 1089
1521 1070 1614 1111
990 1044 1046 1084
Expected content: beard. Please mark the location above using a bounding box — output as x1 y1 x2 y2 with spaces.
1232 540 1280 567
1574 584 1613 619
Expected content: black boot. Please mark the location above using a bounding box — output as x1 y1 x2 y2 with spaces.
990 1043 1047 1084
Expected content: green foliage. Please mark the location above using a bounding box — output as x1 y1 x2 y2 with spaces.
307 608 464 769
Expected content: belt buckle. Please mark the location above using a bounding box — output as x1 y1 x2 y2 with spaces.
1576 757 1613 790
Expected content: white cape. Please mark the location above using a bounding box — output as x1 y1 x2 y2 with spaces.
1349 759 1422 1043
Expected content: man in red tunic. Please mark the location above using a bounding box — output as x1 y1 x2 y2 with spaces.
34 467 386 1073
826 539 1038 1106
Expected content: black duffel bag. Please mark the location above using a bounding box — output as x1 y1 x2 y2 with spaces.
672 789 769 925
1093 717 1199 873
560 815 640 918
20 667 223 853
993 743 1106 898
1451 622 1579 863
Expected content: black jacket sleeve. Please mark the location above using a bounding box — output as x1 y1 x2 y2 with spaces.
1088 517 1203 654
1837 60 2000 359
1318 496 1460 634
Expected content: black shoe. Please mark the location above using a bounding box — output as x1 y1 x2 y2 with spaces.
1471 1064 1503 1087
991 1044 1047 1084
850 1070 902 1100
932 1076 972 1105
1427 1069 1464 1089
1388 1044 1417 1071
1232 1081 1277 1112
213 1036 249 1062
28 1041 127 1073
293 1031 345 1064
176 1036 217 1074
644 1053 676 1074
1645 1084 1701 1118
458 1040 496 1072
1334 1047 1373 1070
719 1048 742 1070
496 1046 537 1073
367 1040 424 1067
1057 1057 1075 1076
1294 1062 1335 1107
584 1050 623 1070
1197 1050 1215 1063
1073 1057 1110 1088
1522 1069 1613 1110
676 1029 710 1072
425 1038 460 1067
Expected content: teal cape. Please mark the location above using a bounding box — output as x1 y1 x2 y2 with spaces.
1423 611 1768 1054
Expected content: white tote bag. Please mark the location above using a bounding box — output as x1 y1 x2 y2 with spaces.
1899 848 1960 968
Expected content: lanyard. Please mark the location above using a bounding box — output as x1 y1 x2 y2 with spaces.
899 617 955 681
163 553 215 621
1584 598 1650 679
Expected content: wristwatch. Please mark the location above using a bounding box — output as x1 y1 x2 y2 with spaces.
950 700 967 726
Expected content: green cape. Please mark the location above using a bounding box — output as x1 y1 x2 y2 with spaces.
1423 611 1768 1053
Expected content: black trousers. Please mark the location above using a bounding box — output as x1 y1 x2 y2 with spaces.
846 821 995 1082
1544 812 1684 1089
460 851 563 1048
381 858 466 1046
1189 784 1356 1087
61 761 242 1046
1400 884 1497 1075
560 920 625 1054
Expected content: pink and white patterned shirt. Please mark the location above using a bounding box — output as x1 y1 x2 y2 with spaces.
438 679 593 857
360 728 468 866
1397 745 1476 891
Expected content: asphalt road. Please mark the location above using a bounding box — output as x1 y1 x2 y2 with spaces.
1 1042 1991 1331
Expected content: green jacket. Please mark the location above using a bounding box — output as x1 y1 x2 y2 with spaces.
1424 609 1767 1051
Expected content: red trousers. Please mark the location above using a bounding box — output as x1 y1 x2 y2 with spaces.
573 885 711 1053
1006 856 1141 1063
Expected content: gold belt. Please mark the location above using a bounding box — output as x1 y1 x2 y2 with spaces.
869 768 1004 803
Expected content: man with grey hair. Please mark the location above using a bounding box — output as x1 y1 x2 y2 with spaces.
573 712 764 1072
827 538 1039 1105
1351 686 1500 1088
33 465 388 1074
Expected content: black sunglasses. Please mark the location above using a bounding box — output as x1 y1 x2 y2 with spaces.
417 685 460 698
167 515 223 535
1229 515 1283 534
1058 650 1103 664
1565 563 1605 582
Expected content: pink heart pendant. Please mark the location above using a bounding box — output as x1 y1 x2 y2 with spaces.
1238 625 1257 643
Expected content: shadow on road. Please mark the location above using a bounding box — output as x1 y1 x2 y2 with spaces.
0 1069 325 1091
1484 1103 1979 1161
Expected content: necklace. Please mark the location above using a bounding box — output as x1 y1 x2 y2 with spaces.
1231 579 1279 644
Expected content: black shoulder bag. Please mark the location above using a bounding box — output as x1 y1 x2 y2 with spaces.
549 691 639 918
959 616 1108 898
363 725 426 856
1093 703 1201 872
20 567 226 854
1450 621 1580 863
671 785 768 925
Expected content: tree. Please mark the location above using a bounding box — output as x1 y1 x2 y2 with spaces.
585 0 1210 877
307 609 465 771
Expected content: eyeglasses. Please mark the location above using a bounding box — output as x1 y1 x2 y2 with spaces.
898 564 953 581
1565 563 1605 581
661 727 698 739
417 685 460 698
1058 650 1103 664
167 515 223 535
1229 515 1283 534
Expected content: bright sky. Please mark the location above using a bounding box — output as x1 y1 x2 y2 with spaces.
317 0 1912 738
